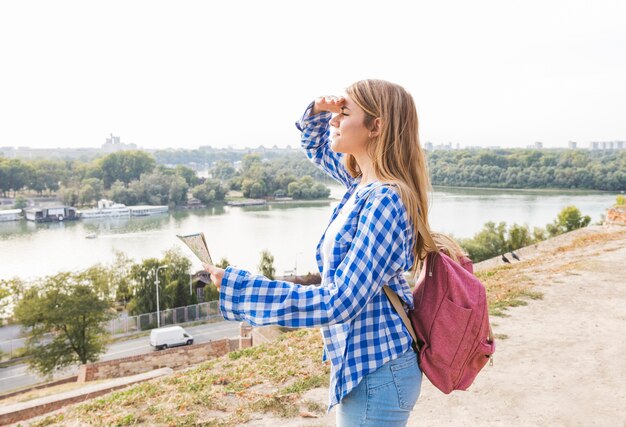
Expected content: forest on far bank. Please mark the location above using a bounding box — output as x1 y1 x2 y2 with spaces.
1 148 624 205
427 148 625 191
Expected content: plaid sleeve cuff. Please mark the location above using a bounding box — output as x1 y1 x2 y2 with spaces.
295 101 332 135
219 266 249 321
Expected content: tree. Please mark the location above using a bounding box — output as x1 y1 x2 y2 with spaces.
210 161 236 180
127 258 162 316
78 178 104 206
258 250 275 280
459 221 508 262
108 180 134 205
162 249 193 309
191 179 227 204
547 205 591 237
0 282 11 324
97 151 156 188
138 168 188 206
13 272 115 375
14 196 28 210
0 159 33 196
216 257 230 268
111 251 133 307
507 224 533 252
59 183 80 206
127 249 192 315
28 160 64 194
174 165 200 187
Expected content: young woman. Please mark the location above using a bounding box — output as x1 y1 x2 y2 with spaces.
204 79 433 426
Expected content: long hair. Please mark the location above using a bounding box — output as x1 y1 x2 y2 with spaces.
344 79 433 278
431 232 468 264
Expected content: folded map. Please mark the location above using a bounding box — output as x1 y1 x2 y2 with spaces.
176 232 213 265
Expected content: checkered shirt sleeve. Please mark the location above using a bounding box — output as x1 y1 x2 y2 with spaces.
295 102 356 188
218 190 410 328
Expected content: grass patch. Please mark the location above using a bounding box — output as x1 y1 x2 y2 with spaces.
249 395 300 418
31 414 64 427
476 266 543 316
494 333 509 340
282 374 328 394
303 398 327 414
489 290 543 317
555 229 626 254
44 328 328 426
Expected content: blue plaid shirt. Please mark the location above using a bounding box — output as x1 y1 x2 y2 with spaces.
219 103 415 411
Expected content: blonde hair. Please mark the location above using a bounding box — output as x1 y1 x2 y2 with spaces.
431 232 468 264
344 79 433 278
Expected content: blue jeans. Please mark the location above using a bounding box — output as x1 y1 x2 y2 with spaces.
336 349 422 426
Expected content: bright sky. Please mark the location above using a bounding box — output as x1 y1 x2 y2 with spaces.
1 0 624 150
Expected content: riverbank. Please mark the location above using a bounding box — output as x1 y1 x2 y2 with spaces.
432 184 620 194
16 224 625 426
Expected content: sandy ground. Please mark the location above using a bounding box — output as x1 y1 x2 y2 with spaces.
271 225 626 426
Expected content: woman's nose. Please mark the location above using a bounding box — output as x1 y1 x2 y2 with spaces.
330 115 339 128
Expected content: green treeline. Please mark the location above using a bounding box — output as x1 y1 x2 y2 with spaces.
0 150 331 206
227 154 330 199
459 205 592 262
428 149 625 191
3 148 624 202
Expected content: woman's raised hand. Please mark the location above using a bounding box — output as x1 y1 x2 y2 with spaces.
202 263 225 290
312 95 346 115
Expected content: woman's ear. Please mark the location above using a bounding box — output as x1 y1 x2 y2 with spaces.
370 118 382 138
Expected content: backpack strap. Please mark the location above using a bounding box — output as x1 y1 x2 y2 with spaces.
383 285 421 353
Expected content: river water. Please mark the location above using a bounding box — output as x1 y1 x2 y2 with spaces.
0 185 617 281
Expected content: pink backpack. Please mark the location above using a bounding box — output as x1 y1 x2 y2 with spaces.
384 234 495 394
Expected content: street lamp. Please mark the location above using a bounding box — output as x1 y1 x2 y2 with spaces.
189 269 193 296
294 252 303 278
155 265 168 328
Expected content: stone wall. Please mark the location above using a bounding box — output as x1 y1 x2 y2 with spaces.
606 206 626 225
79 323 254 382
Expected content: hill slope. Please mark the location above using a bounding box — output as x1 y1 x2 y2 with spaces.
22 225 626 426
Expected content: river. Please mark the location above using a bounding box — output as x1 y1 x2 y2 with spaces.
0 185 618 281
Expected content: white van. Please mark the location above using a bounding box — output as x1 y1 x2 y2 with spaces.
150 326 194 350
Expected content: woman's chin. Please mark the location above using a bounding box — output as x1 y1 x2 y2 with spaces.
330 139 345 153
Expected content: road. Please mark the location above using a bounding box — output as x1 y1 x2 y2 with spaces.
0 325 22 342
0 320 241 394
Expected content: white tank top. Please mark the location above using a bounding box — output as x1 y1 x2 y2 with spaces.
321 186 363 271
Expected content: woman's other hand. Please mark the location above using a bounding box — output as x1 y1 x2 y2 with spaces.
312 95 346 115
203 263 225 290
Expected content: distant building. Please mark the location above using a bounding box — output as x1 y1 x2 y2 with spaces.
568 141 577 149
424 142 433 151
102 133 137 152
589 140 625 150
429 143 453 151
526 141 543 149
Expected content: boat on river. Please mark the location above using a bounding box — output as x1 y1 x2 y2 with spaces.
129 205 169 216
0 209 22 222
24 206 79 222
80 199 131 219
